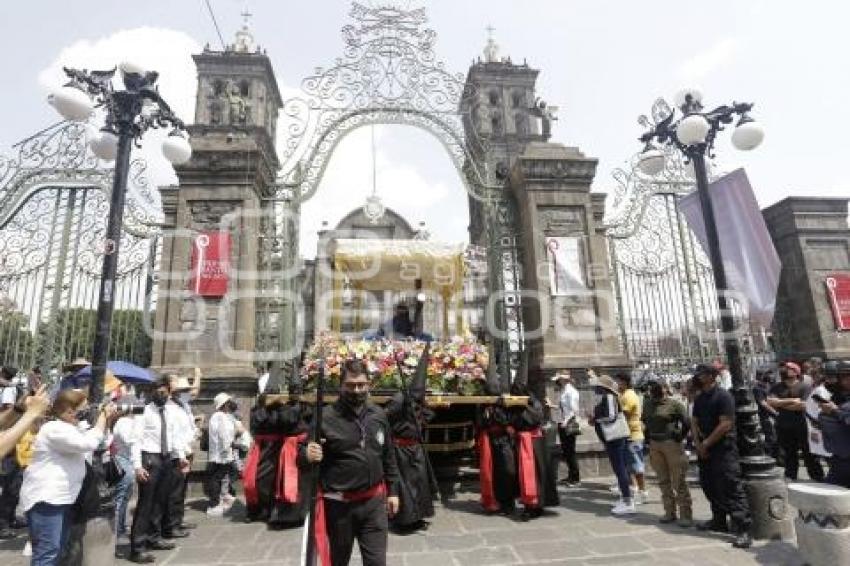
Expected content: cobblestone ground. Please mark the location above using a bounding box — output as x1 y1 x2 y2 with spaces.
0 478 805 566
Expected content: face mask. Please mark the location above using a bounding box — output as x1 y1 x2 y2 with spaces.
152 391 168 407
75 408 90 422
341 389 368 408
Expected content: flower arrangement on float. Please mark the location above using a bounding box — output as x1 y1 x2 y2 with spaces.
300 331 489 395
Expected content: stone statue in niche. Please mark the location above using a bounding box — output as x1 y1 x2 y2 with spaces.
224 80 249 125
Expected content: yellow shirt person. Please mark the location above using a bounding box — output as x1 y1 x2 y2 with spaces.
619 388 645 441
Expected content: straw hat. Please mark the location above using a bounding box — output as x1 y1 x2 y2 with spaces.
213 392 232 410
173 376 192 392
64 358 91 371
550 370 572 382
589 373 619 394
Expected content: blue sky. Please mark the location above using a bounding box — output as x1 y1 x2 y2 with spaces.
1 1 848 257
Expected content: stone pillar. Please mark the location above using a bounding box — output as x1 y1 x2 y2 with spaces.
509 142 628 375
762 197 850 359
151 128 277 392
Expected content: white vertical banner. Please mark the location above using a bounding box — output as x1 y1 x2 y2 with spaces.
545 236 585 295
679 168 781 329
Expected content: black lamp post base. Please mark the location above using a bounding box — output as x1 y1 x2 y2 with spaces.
733 385 793 540
743 472 794 541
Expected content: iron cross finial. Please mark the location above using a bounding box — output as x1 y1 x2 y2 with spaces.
486 25 495 40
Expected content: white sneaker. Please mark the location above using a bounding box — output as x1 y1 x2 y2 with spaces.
22 541 32 557
611 499 637 515
635 490 650 505
222 494 236 511
206 504 224 516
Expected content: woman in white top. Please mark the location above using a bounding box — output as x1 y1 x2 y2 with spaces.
19 389 113 566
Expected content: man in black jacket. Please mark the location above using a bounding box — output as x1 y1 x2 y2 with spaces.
691 364 752 549
302 359 400 566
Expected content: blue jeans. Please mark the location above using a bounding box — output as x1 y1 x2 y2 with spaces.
625 440 646 475
606 438 632 500
26 502 71 566
114 455 135 535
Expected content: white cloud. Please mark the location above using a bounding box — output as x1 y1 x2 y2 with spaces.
677 37 739 83
39 27 201 188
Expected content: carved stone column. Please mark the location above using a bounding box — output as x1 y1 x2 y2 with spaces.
509 142 628 375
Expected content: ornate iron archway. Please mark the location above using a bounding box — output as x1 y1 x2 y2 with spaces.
0 122 161 370
272 2 524 379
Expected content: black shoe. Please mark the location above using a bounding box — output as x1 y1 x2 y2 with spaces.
732 532 753 549
127 552 156 563
179 522 197 530
162 529 189 539
147 540 176 551
659 515 678 524
10 519 27 529
697 519 728 533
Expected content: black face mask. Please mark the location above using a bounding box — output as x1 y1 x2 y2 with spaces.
75 409 91 422
152 391 168 407
341 390 368 409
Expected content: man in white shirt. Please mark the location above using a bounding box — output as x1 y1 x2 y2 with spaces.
112 404 138 538
550 370 581 486
256 366 270 395
128 376 188 563
161 375 198 537
0 366 20 409
206 392 241 516
805 361 837 460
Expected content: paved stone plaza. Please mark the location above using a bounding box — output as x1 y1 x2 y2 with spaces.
0 478 805 566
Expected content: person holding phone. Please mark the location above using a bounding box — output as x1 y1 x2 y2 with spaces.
818 360 850 488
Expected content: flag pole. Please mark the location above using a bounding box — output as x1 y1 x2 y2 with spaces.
301 361 325 566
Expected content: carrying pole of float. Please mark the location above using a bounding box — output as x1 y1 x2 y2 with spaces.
301 361 325 566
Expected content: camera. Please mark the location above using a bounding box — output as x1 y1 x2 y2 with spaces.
115 401 146 415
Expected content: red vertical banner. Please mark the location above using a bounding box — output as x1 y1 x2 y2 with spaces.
188 231 231 297
825 274 850 331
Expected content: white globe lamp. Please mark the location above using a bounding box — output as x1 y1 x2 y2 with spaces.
89 130 119 161
731 119 764 151
676 114 711 146
162 131 192 165
638 147 666 176
48 86 94 122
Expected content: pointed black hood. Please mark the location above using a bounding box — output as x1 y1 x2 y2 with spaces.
410 341 430 401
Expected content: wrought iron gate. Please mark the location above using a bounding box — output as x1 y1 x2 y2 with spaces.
606 99 774 378
0 122 161 372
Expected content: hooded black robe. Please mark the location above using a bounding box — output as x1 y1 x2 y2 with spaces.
385 391 437 528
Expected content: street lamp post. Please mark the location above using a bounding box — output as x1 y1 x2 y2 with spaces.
637 90 789 539
49 64 192 405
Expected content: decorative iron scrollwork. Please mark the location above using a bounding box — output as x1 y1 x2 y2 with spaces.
276 1 494 202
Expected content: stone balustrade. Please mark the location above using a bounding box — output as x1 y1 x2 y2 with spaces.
787 482 850 566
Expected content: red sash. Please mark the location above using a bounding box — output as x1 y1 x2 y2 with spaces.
243 434 280 507
393 437 419 447
313 483 386 566
476 428 498 512
276 433 308 503
517 428 543 507
313 495 332 566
